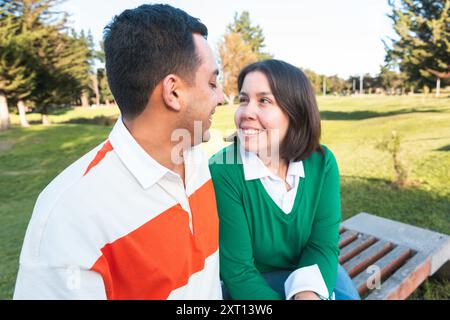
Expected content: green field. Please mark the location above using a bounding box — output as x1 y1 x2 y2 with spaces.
1 95 449 299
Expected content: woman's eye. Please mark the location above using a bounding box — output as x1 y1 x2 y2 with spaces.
260 98 271 104
239 97 248 103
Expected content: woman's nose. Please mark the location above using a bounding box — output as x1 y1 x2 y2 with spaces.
240 101 258 120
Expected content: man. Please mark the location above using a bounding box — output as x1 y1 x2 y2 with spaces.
14 4 224 299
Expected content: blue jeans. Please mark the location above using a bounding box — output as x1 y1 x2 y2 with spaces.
222 264 360 300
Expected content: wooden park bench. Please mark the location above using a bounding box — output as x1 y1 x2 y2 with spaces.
339 212 450 300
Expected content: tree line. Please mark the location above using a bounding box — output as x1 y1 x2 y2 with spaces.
218 0 449 103
0 0 448 130
0 0 113 129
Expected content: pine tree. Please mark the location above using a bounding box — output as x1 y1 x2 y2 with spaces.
0 3 35 129
385 0 450 95
1 0 95 124
226 11 272 60
97 68 114 106
50 29 94 108
96 42 114 106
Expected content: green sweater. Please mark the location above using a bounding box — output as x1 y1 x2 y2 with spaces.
209 143 341 300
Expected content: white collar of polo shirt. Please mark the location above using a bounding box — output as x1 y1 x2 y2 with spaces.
109 117 181 190
238 143 305 183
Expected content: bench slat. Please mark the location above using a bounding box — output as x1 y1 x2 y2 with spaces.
339 230 358 249
341 212 450 276
352 245 412 296
343 240 393 277
365 252 431 300
339 234 377 264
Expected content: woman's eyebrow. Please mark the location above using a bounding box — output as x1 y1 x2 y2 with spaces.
256 92 273 97
239 91 273 97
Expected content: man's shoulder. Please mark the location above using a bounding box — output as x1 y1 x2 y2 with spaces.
37 141 113 208
19 141 118 265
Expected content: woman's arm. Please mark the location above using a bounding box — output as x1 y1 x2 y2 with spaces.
210 164 282 300
288 150 341 300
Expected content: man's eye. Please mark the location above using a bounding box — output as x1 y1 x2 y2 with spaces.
210 82 217 89
239 97 248 103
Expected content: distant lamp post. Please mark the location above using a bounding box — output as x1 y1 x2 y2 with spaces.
426 69 450 97
360 74 364 95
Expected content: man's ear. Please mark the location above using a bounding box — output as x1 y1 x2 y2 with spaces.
161 74 184 112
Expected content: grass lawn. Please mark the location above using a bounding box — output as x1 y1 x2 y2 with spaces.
1 96 449 299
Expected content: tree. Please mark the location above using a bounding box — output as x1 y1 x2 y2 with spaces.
226 11 272 60
379 66 408 94
96 43 114 106
58 29 94 108
361 73 381 94
218 32 258 104
97 68 114 106
327 75 347 95
219 11 272 104
1 0 95 125
0 4 36 129
302 69 322 93
385 0 450 95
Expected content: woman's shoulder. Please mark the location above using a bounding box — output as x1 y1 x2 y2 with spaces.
209 143 243 179
304 144 338 170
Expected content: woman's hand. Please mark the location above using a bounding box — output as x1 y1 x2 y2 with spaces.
293 291 321 300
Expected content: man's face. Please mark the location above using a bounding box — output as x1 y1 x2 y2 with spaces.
181 34 224 145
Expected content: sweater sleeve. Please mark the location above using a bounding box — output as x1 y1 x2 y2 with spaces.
209 162 282 300
295 150 341 299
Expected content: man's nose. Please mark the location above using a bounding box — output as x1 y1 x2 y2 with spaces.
216 86 225 106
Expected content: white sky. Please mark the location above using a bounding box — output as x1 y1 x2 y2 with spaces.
59 0 396 79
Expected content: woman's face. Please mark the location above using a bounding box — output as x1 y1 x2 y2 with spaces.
234 71 290 157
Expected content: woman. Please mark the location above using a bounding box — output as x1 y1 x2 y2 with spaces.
209 60 360 300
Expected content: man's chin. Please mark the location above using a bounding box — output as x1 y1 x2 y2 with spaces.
201 129 211 143
189 129 210 146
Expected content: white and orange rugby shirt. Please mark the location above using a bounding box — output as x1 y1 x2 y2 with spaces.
13 118 222 299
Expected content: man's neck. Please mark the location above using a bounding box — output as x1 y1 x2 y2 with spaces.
123 115 187 183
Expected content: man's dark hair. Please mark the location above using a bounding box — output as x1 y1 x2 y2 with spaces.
237 59 323 161
103 4 208 119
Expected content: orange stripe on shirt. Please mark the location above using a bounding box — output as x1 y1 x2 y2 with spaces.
90 180 219 299
84 141 113 176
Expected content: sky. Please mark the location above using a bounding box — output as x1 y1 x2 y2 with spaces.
59 0 396 79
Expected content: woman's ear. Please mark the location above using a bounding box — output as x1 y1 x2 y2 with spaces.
162 74 183 112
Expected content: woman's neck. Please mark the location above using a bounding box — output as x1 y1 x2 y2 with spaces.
259 154 289 181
